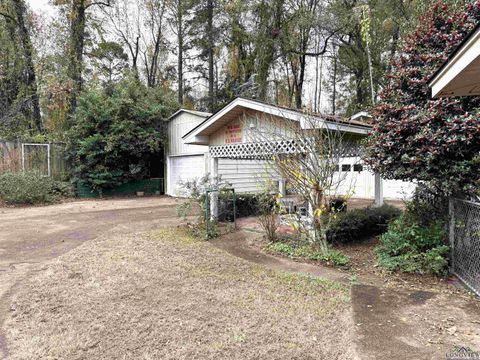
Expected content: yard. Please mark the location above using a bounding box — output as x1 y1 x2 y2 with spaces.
0 198 353 359
1 197 479 359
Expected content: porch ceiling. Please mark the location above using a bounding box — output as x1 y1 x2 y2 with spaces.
429 24 480 97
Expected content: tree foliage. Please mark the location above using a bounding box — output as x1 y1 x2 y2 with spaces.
67 77 176 190
365 1 480 195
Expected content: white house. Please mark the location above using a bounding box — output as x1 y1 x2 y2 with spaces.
166 97 414 202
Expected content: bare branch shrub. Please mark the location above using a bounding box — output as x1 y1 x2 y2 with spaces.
248 111 358 254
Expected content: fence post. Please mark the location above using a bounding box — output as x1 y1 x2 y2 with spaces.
448 198 455 273
47 143 51 177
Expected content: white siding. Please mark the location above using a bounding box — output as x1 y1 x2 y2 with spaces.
217 156 415 200
335 157 415 200
209 112 298 146
168 112 208 156
218 159 279 193
167 155 206 197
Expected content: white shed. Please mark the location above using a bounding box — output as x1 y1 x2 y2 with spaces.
166 109 211 197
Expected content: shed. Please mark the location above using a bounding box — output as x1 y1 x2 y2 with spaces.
165 109 211 196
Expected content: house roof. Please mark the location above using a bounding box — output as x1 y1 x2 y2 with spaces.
350 111 372 122
428 22 480 97
182 97 372 145
167 109 212 121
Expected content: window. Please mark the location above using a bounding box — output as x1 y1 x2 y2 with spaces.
333 165 340 172
354 164 363 172
342 164 351 172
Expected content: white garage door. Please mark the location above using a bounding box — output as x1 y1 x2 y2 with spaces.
169 155 206 197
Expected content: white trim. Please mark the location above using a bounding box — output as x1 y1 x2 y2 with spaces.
430 26 480 97
168 109 211 121
351 111 371 121
168 152 207 158
183 98 370 145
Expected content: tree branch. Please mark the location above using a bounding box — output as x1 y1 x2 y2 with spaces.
85 0 111 10
0 11 16 23
288 30 339 57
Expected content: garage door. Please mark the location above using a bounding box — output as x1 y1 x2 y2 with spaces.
169 155 206 197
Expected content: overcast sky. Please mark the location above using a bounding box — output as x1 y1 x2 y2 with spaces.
28 0 53 14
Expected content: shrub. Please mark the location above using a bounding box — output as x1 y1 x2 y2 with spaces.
256 190 280 242
176 174 230 239
406 184 448 226
375 214 449 275
235 193 261 218
266 241 350 267
68 77 176 191
364 2 480 195
327 204 401 244
0 171 57 205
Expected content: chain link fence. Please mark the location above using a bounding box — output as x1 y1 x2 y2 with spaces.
449 198 480 296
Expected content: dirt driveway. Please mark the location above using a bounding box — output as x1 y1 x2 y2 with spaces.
0 196 185 358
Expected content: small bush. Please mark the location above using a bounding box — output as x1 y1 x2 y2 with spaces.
235 193 261 218
329 197 347 212
327 204 401 244
0 171 58 205
266 241 350 267
375 214 449 275
51 181 75 198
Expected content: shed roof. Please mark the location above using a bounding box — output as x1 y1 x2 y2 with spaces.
183 97 371 145
167 109 212 121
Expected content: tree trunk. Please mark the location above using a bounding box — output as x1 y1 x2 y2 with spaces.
387 25 400 75
13 0 42 132
331 53 337 115
207 0 215 111
257 0 283 102
67 0 86 120
177 0 184 105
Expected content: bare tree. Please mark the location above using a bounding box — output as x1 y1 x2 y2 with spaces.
142 0 167 88
249 111 355 254
102 0 142 78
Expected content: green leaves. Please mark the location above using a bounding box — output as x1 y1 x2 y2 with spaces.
67 77 176 191
375 214 449 275
365 2 480 196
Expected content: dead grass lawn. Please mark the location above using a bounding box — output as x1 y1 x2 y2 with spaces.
5 229 354 360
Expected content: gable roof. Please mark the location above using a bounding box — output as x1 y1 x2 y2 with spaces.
168 109 212 121
183 97 371 145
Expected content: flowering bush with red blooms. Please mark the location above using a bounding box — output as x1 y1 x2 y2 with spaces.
364 1 480 195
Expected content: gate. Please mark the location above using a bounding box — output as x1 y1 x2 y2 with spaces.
204 188 236 238
449 198 480 296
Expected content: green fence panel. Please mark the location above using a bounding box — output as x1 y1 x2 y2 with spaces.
76 178 164 198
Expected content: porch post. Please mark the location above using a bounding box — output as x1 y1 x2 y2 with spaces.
278 179 286 197
210 155 219 220
374 173 384 207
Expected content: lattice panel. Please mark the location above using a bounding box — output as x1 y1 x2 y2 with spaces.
451 198 480 296
210 139 362 159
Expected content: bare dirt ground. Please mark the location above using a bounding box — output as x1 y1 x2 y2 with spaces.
1 198 354 360
0 197 185 359
227 223 480 360
4 228 353 360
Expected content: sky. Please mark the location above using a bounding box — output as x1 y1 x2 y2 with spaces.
27 0 53 14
